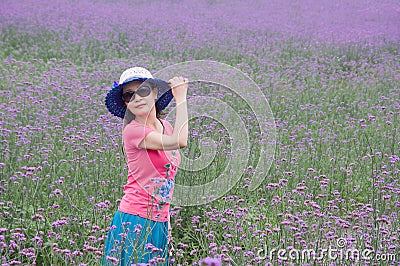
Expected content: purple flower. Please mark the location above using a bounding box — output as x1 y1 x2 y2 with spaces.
134 224 142 234
106 256 119 265
190 249 197 255
145 243 155 250
199 256 222 266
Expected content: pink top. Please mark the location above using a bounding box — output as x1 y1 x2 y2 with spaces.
119 119 181 222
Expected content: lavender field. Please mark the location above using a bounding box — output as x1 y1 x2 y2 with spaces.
0 0 399 265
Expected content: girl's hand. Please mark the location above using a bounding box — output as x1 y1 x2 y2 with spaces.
168 76 188 103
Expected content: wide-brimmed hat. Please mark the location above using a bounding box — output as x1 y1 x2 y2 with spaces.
105 67 173 118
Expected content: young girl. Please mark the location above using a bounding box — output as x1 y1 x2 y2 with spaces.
102 67 188 265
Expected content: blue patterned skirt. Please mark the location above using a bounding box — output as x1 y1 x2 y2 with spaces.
101 210 169 265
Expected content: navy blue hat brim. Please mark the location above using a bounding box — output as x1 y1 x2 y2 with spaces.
105 77 173 119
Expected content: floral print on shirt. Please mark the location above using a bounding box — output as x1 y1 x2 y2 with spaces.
151 178 174 210
149 150 179 210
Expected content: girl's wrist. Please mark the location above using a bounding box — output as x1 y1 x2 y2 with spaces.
175 99 187 104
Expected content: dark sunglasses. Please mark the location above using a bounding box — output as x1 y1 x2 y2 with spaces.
122 86 152 103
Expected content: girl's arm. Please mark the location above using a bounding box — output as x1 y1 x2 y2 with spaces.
139 77 188 150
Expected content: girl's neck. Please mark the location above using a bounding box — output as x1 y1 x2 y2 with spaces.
135 116 162 132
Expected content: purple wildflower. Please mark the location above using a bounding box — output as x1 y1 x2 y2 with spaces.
199 256 222 266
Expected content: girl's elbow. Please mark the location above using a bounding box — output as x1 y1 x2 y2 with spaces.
178 140 188 149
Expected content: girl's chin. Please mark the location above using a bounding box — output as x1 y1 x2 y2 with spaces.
127 105 155 116
128 109 149 117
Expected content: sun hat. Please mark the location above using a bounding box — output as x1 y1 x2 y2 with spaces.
105 67 173 118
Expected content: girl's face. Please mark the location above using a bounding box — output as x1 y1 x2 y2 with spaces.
122 81 158 118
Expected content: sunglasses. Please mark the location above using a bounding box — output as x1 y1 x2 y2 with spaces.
122 86 152 103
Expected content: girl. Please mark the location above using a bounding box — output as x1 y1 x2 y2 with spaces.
102 67 188 265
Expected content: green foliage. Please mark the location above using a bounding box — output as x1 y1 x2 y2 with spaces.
1 20 399 265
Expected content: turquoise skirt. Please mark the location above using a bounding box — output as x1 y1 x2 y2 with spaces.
101 210 169 265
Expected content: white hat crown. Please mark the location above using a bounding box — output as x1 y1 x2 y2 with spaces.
119 67 153 84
